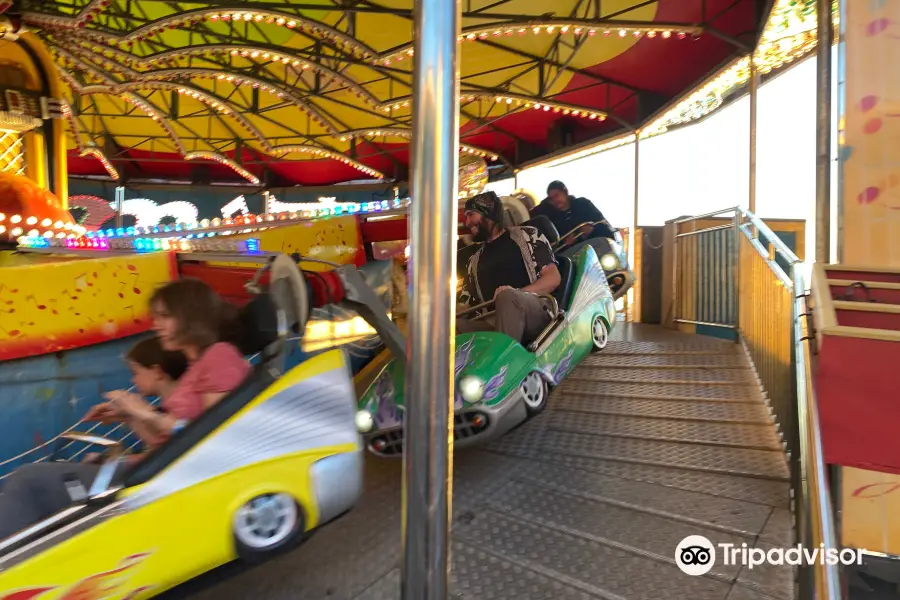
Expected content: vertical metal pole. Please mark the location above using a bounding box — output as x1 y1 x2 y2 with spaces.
114 185 124 229
749 57 759 214
732 211 741 342
836 0 846 263
402 0 460 598
631 132 640 323
815 0 833 263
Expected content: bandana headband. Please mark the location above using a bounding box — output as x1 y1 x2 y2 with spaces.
464 191 502 223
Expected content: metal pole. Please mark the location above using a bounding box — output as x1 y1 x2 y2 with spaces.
631 132 640 322
749 58 759 214
815 0 833 263
402 0 460 597
114 185 124 229
836 0 847 263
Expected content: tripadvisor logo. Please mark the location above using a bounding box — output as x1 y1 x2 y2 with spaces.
675 535 864 576
676 535 716 576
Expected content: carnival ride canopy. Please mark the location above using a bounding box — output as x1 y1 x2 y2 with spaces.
14 0 814 187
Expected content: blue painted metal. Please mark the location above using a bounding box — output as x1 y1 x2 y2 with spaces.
0 333 149 475
0 334 380 478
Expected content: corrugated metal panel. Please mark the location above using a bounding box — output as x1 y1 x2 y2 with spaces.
694 229 736 326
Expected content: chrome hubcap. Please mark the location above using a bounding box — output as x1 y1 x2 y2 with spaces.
592 317 608 349
234 493 297 549
521 372 546 409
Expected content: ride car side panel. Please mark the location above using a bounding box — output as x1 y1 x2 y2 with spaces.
0 450 354 599
0 350 363 598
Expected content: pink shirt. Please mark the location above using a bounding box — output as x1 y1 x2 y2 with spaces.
162 342 251 422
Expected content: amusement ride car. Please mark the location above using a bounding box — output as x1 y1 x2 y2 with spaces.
356 216 618 456
0 247 407 597
554 220 635 300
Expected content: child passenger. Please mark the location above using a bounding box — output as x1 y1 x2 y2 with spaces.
0 278 250 540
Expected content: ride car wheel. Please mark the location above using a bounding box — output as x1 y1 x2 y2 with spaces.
233 492 305 561
521 371 548 416
591 315 609 351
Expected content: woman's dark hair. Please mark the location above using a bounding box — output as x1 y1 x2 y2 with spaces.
126 336 189 381
149 278 240 351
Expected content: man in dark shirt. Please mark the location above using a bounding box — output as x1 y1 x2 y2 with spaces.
457 191 561 344
530 180 616 246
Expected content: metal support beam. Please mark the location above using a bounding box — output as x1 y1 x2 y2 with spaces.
749 58 758 214
815 0 833 263
402 0 460 598
631 131 640 323
114 185 125 229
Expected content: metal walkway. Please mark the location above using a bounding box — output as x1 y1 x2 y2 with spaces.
166 324 794 600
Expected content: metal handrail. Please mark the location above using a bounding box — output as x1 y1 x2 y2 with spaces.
793 269 842 600
674 206 840 599
673 206 740 223
740 209 801 266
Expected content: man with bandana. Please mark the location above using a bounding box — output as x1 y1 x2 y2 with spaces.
457 191 561 345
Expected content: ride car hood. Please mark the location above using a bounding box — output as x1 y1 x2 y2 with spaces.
358 332 534 431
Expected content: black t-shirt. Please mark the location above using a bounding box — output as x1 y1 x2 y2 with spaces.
459 226 555 307
531 196 615 239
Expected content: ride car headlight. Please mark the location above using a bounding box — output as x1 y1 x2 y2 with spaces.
355 410 374 433
600 253 619 270
458 376 484 404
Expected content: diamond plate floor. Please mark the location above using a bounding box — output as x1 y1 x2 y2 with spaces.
162 324 794 600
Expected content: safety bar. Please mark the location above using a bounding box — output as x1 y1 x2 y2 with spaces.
456 293 559 321
553 220 616 251
456 299 495 319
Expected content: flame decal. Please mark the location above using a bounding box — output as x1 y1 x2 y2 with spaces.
371 372 403 428
482 366 508 402
454 337 474 377
2 553 154 600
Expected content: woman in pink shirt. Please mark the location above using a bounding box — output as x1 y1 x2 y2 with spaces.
0 279 250 539
93 278 251 449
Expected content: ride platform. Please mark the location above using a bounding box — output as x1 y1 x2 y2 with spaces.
166 324 793 600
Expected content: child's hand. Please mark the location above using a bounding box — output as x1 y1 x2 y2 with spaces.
82 451 105 464
83 402 120 423
103 390 150 419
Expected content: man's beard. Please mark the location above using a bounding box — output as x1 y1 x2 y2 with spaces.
472 221 492 242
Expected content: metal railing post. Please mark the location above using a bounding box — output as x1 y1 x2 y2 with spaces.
733 210 741 341
749 60 759 214
402 0 461 597
815 0 833 263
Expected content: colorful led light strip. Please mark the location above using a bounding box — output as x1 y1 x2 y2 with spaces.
17 234 262 254
62 197 410 242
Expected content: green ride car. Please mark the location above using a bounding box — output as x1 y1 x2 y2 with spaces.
354 242 617 456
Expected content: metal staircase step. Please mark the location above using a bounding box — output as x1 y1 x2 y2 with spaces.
547 410 782 450
604 340 742 354
553 392 773 424
568 366 757 386
537 429 790 480
454 508 737 600
558 379 762 402
584 353 748 368
505 459 774 536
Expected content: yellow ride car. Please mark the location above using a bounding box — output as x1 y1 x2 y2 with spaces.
0 255 364 599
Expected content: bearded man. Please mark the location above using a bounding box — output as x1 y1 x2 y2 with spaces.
456 191 561 344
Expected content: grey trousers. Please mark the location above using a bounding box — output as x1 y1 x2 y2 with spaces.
457 289 555 344
0 461 103 539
